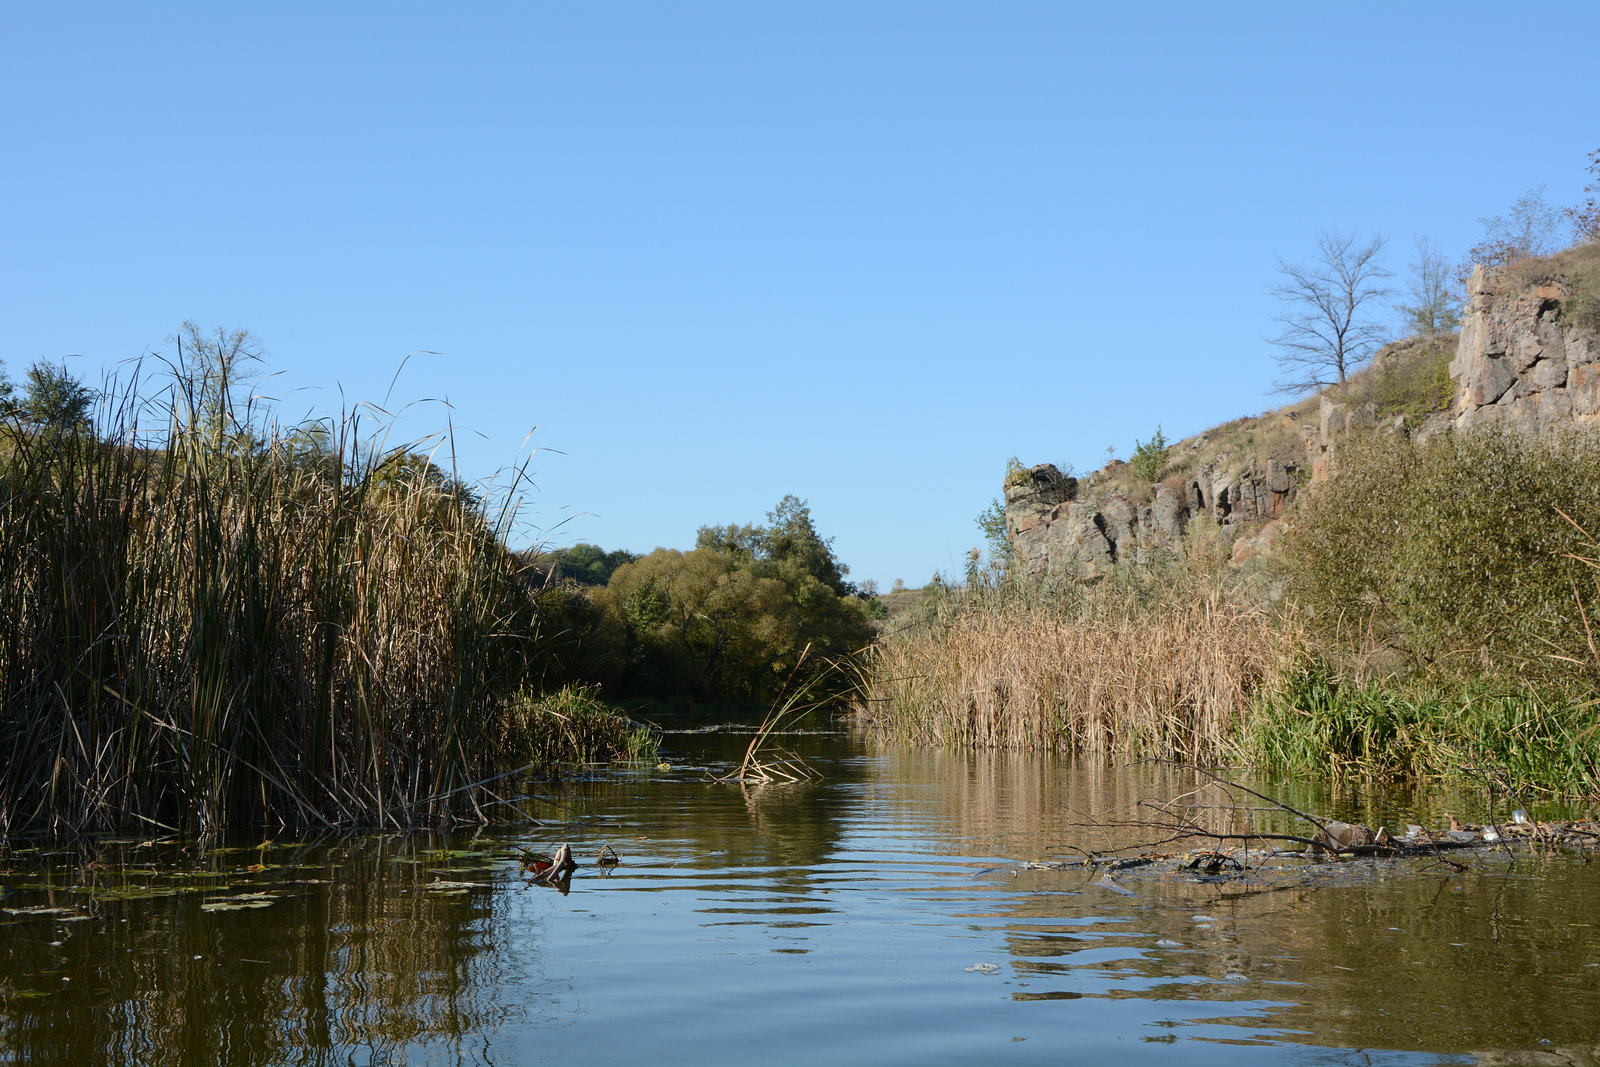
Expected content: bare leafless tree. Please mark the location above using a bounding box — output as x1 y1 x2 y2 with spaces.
1269 230 1392 394
1567 149 1600 244
1457 185 1568 285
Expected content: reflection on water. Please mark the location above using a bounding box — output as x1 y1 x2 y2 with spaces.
2 729 1597 1065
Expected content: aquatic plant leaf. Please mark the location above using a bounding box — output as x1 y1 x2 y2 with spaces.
200 892 278 912
3 906 87 918
91 886 199 902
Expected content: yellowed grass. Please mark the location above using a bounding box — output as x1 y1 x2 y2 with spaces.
858 573 1299 762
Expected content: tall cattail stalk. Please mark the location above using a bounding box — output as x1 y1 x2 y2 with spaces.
0 364 542 839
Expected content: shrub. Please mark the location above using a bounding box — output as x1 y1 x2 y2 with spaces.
1281 425 1600 688
1130 426 1170 482
1366 340 1455 419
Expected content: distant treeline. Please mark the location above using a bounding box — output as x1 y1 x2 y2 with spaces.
521 495 880 705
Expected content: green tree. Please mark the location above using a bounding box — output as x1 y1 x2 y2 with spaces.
20 360 95 434
369 447 482 513
976 498 1012 575
596 496 874 701
759 494 856 596
171 322 265 452
602 547 798 699
545 542 639 586
1130 426 1170 482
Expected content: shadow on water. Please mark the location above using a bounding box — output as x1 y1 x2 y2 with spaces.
2 728 1598 1065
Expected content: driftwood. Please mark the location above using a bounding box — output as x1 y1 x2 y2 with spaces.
519 843 579 888
1051 760 1599 878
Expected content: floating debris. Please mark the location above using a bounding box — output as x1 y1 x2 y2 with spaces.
425 880 488 892
965 962 1001 975
3 906 86 919
1092 874 1136 897
199 894 277 912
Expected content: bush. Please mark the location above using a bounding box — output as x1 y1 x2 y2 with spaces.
1130 427 1170 482
1282 425 1600 688
1366 340 1455 419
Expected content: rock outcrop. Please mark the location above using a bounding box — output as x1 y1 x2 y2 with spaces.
1451 263 1600 433
1006 458 1301 579
1006 254 1600 581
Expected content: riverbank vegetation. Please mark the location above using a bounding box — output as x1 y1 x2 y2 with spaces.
862 421 1600 796
0 327 879 838
861 174 1600 797
0 329 653 839
860 529 1292 761
524 495 878 706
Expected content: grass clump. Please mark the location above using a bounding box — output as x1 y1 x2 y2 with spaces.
505 685 659 765
1239 666 1600 797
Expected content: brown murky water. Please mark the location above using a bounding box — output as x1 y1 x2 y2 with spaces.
2 728 1597 1065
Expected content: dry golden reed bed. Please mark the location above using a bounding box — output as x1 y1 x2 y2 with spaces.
858 560 1298 763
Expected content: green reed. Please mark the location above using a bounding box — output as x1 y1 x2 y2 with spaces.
1238 666 1600 797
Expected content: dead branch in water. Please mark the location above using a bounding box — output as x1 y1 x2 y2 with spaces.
1056 759 1503 867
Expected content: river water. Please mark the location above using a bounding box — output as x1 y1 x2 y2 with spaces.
2 727 1598 1065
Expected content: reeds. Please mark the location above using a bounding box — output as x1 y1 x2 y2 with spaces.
1238 669 1600 797
0 362 544 838
504 684 659 766
857 549 1296 762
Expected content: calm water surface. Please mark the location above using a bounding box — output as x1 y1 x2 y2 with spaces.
3 728 1598 1065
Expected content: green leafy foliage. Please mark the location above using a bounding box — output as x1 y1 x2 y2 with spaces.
532 497 873 704
1282 427 1600 689
1130 426 1170 482
975 498 1011 574
1363 340 1456 419
19 360 94 435
531 542 639 586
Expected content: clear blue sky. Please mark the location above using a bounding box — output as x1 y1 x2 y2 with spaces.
6 3 1598 588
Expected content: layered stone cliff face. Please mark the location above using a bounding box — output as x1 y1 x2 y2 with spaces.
1005 456 1300 578
1451 264 1600 433
1007 261 1600 579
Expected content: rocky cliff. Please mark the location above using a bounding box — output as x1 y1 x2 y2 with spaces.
1451 262 1600 433
1005 456 1299 578
1006 252 1600 580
